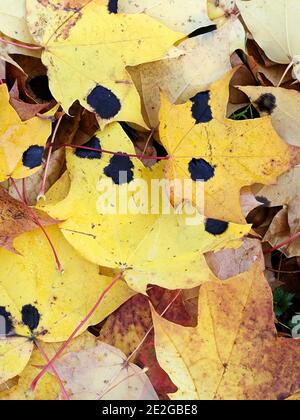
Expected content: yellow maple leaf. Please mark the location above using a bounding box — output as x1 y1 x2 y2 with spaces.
25 0 183 126
0 332 97 400
118 0 213 33
0 84 53 182
159 70 294 223
152 262 300 400
0 225 133 384
39 123 250 294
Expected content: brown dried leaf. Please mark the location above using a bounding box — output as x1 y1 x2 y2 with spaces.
0 186 58 252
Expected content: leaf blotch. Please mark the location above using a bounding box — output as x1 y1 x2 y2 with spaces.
255 93 277 114
191 91 212 123
22 145 44 169
205 219 229 235
104 155 134 184
87 85 121 119
188 158 215 181
0 306 13 335
108 0 118 13
21 304 40 331
75 136 102 159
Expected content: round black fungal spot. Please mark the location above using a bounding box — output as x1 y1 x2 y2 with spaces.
22 145 44 169
87 85 121 119
28 75 53 101
188 158 215 181
0 306 13 335
108 0 118 13
190 91 212 123
21 305 40 331
104 155 134 184
205 219 229 235
255 93 277 114
75 136 102 159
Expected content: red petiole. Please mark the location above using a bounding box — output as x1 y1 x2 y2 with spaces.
9 177 63 273
264 231 300 255
30 271 124 392
0 36 42 51
61 143 170 161
34 340 70 400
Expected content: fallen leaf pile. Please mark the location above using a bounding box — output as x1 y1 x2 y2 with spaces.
0 0 300 401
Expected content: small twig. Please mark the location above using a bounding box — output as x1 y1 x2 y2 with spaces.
266 267 300 274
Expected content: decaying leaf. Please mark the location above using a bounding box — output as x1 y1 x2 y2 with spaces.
239 85 300 147
264 197 300 258
254 164 300 259
159 70 294 223
152 262 300 400
100 288 197 398
26 0 183 126
205 238 264 280
118 0 213 33
236 0 300 81
256 166 300 208
9 81 52 121
240 187 262 218
100 294 152 362
39 123 250 294
0 186 57 252
131 17 245 127
54 340 158 400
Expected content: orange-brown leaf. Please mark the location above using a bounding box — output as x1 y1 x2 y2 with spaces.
152 262 300 400
0 186 58 252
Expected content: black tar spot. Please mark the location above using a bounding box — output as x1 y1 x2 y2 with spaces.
188 24 217 38
21 304 40 331
108 0 118 13
191 91 212 123
75 136 102 159
104 155 134 184
22 145 44 169
255 93 277 114
188 158 215 181
205 219 229 235
87 85 121 119
0 306 13 335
